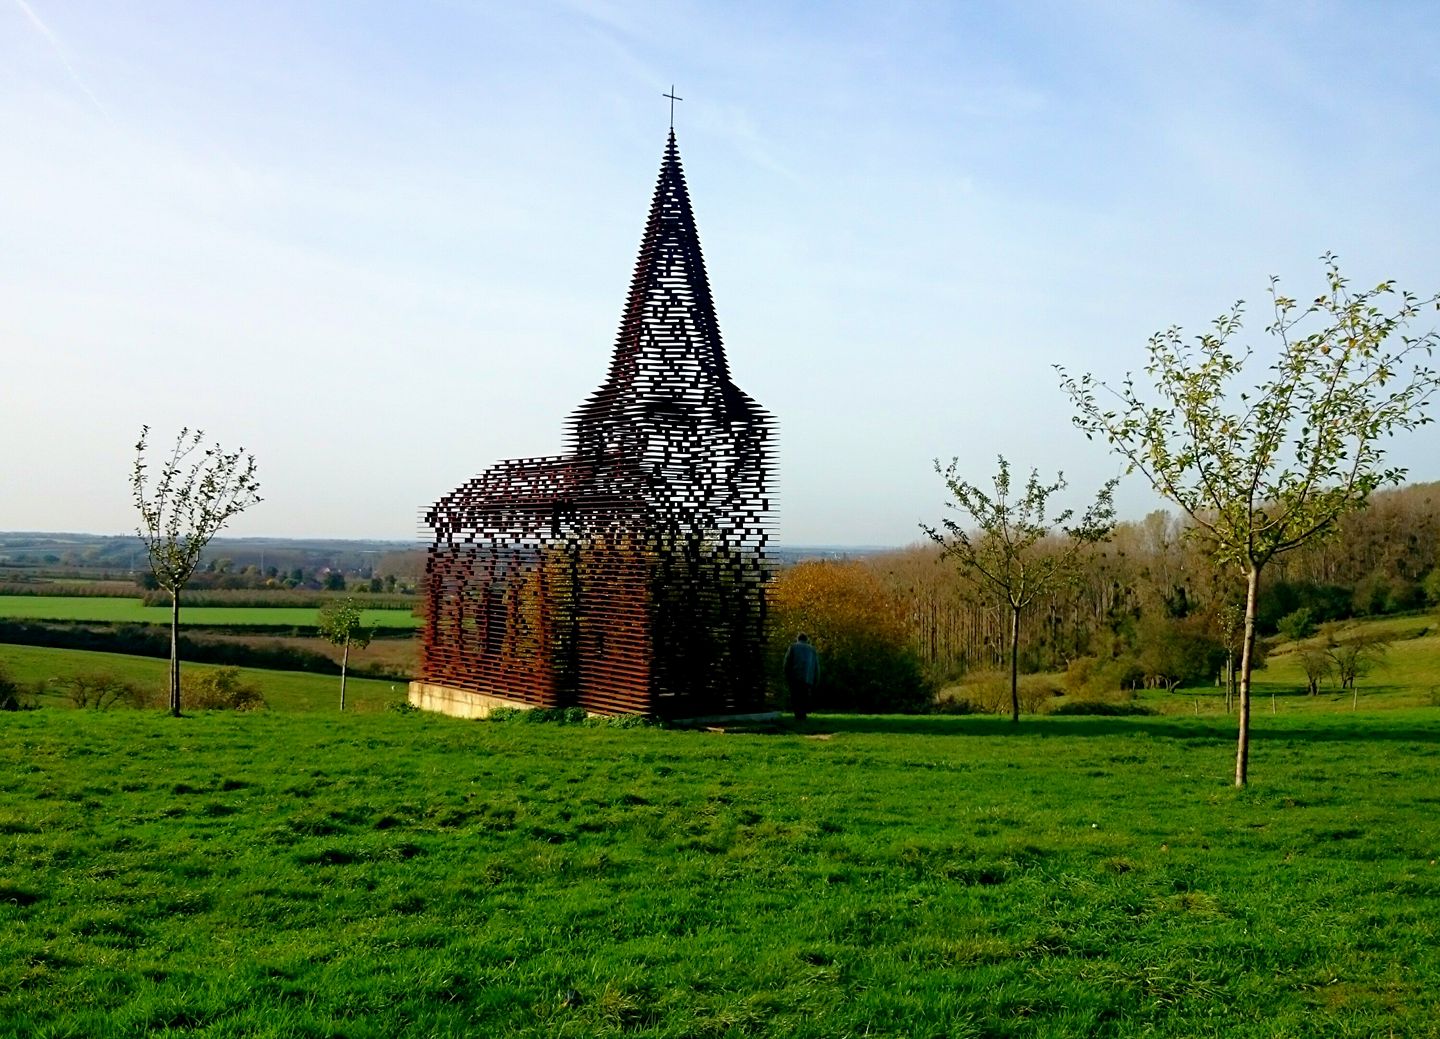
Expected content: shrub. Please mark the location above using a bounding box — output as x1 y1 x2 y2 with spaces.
940 671 1059 716
589 713 656 729
0 665 21 712
1062 656 1099 695
180 667 266 711
63 671 143 710
931 693 980 715
1136 615 1225 692
1061 655 1143 700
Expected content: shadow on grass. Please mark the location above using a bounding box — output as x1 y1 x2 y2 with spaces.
791 713 1440 744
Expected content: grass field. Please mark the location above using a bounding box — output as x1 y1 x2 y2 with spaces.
0 595 420 629
201 631 420 677
0 644 407 712
3 707 1439 1037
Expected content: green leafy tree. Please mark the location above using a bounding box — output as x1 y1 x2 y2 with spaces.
317 597 373 712
132 426 262 716
1424 567 1440 607
1275 607 1316 641
923 456 1116 722
1060 257 1440 784
1214 600 1244 712
1136 615 1222 693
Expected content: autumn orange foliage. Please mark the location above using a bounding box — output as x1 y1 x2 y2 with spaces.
768 560 929 712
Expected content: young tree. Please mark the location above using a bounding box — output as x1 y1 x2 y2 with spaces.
1296 646 1332 697
1059 257 1440 784
1213 600 1244 712
132 426 261 716
923 456 1117 722
317 597 373 711
1325 630 1392 708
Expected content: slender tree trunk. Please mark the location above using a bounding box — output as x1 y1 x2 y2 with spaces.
1009 605 1020 724
1226 652 1236 713
340 639 349 712
169 590 181 717
1235 565 1262 788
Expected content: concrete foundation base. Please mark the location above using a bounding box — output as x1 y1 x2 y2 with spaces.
407 681 533 720
408 681 781 726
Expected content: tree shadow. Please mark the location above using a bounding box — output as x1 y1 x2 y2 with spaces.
787 713 1440 744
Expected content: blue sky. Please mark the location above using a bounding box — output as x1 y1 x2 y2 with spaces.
4 1 1439 544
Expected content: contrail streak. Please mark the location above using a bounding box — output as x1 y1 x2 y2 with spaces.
12 0 109 119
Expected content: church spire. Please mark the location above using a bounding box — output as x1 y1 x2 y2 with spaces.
612 127 731 382
571 127 763 455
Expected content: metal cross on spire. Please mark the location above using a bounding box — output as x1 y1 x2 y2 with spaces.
663 85 682 129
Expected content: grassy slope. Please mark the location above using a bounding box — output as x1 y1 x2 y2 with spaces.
1256 614 1440 704
0 595 419 628
0 644 407 712
1136 614 1440 717
3 710 1439 1038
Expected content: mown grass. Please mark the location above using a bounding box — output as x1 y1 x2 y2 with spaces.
0 595 419 629
3 709 1439 1037
0 644 406 712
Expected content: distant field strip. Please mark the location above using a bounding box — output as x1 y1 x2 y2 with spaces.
0 644 406 711
0 595 420 628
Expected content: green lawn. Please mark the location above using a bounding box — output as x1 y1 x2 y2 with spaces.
0 595 419 629
3 708 1439 1037
0 644 406 712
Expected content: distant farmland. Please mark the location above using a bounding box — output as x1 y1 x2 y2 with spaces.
0 595 420 629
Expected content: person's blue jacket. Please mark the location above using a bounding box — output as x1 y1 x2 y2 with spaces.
783 639 818 685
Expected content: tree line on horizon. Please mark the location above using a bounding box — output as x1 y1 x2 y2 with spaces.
774 477 1440 707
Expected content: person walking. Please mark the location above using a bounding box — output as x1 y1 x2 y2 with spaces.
783 633 819 722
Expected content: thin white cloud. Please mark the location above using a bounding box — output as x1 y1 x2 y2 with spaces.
12 0 109 119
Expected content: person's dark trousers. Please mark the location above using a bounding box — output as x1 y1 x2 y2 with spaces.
788 678 810 721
